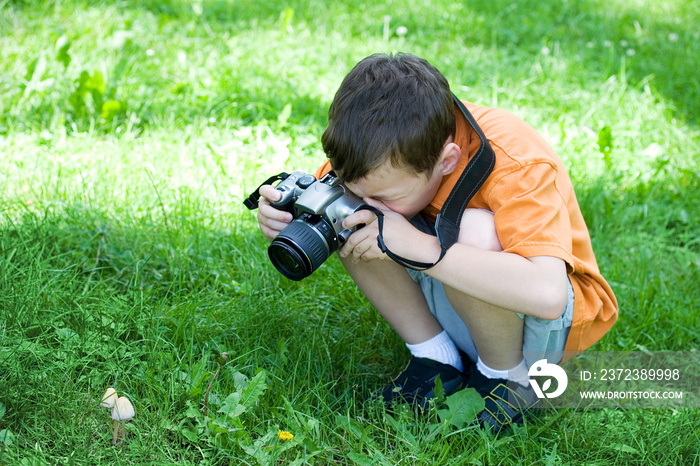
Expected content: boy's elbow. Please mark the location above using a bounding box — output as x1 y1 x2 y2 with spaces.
526 256 569 320
537 281 569 320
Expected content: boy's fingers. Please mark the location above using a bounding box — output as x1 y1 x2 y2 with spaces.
258 215 291 234
343 209 376 229
259 184 282 202
353 241 374 262
260 225 282 242
258 201 293 223
339 220 377 258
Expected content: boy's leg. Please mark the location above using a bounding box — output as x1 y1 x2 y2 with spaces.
339 257 443 345
443 287 524 370
340 257 467 407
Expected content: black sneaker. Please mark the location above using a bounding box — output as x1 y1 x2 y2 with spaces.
467 369 538 432
380 357 467 411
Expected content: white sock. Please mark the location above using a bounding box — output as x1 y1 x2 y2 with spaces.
406 330 463 372
477 357 530 387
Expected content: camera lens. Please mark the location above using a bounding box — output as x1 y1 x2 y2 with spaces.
268 241 308 278
268 217 336 280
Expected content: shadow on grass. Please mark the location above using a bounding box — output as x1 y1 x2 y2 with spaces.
0 168 698 462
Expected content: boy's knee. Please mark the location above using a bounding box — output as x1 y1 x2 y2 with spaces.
457 209 502 252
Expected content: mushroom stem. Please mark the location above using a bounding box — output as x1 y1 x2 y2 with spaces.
112 420 120 445
119 422 127 442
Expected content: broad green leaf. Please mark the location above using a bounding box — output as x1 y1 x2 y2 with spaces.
0 429 15 446
280 7 294 32
433 374 445 404
86 71 106 95
239 370 267 409
232 371 249 391
335 414 363 439
180 427 199 443
383 413 417 446
597 125 613 170
609 443 641 455
348 452 374 466
55 327 79 341
219 392 246 419
437 388 485 429
185 404 201 419
22 55 47 89
597 125 613 153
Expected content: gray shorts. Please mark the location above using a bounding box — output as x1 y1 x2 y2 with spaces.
407 214 574 367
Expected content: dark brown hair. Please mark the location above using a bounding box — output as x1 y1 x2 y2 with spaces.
321 53 456 183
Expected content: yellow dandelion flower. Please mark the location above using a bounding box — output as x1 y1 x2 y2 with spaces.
277 430 294 441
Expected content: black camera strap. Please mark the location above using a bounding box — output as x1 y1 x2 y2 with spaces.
243 172 290 210
368 95 496 271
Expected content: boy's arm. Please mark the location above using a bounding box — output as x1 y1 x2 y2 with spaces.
340 198 569 320
427 245 569 320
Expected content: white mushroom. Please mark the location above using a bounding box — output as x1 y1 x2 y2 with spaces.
111 396 135 445
100 387 118 409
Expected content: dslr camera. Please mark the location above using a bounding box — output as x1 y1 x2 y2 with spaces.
249 171 367 280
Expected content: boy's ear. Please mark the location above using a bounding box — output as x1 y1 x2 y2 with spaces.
438 142 461 176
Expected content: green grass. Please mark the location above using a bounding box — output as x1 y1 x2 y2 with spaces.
1 0 699 464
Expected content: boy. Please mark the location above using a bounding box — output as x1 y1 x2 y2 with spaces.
256 53 618 430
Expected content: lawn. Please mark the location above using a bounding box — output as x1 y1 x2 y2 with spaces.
1 0 699 464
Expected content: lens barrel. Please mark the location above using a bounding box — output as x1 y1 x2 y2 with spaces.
268 217 336 280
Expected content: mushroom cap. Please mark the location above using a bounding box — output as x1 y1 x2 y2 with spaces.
111 396 135 421
100 387 118 409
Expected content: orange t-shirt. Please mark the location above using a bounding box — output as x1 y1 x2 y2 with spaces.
315 101 618 353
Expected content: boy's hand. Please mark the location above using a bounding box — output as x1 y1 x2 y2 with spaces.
257 185 293 241
339 198 440 263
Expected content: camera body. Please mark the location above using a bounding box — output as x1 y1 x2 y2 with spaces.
268 171 366 280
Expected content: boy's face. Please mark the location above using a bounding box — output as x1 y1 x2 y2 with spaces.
345 160 446 219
